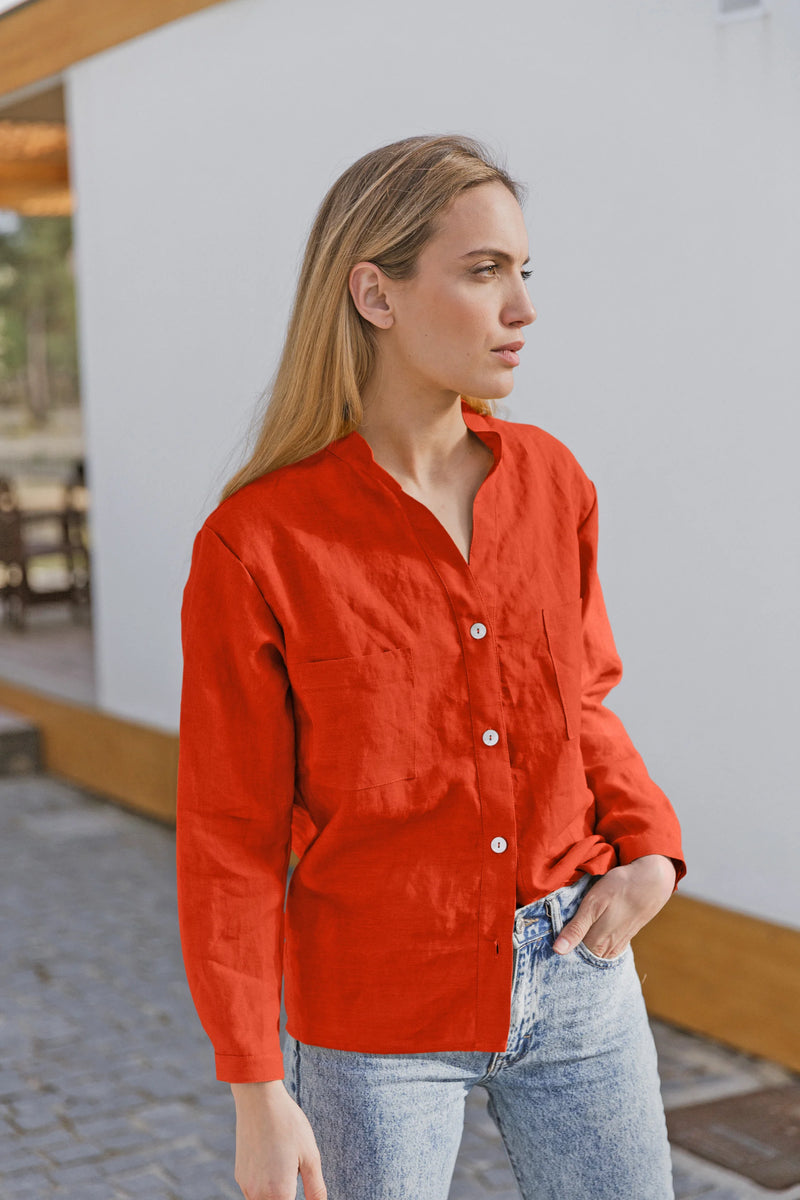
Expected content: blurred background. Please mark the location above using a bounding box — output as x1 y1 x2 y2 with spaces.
0 1 798 1197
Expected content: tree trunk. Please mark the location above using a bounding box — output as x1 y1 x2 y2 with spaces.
25 302 50 425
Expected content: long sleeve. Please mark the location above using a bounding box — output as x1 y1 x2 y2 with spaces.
577 480 687 891
176 522 295 1082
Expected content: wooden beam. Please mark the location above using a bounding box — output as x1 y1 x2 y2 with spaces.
0 0 228 101
0 157 68 186
0 676 178 824
0 184 71 213
0 82 65 122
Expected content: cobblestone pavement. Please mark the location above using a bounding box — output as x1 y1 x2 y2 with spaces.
1 771 798 1199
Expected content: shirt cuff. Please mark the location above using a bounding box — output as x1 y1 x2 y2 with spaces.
215 1049 286 1084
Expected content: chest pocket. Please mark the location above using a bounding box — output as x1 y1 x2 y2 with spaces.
291 645 416 791
542 597 583 740
494 596 583 745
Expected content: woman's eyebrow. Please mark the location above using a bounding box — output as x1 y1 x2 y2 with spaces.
459 248 531 265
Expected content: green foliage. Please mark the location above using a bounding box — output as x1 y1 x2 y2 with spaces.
0 214 80 417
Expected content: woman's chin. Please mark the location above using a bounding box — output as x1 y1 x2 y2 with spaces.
460 374 516 401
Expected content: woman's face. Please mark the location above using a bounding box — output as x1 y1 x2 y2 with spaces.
354 179 537 404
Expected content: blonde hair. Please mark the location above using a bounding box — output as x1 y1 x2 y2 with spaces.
219 133 526 503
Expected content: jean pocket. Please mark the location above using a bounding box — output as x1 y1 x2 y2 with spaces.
575 939 631 968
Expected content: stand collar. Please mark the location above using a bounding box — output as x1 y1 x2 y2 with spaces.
326 397 503 484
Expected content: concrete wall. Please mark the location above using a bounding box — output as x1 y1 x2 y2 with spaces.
65 0 799 926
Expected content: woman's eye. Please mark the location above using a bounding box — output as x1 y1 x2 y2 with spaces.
475 263 534 281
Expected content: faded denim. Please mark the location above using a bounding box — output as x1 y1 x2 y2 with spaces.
283 872 674 1199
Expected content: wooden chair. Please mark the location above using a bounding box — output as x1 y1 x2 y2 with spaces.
0 473 91 630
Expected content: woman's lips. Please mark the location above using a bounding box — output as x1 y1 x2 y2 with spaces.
491 348 520 366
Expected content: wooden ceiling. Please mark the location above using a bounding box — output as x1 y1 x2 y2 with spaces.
0 0 226 217
0 90 70 214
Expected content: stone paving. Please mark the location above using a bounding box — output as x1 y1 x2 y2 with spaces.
1 770 799 1199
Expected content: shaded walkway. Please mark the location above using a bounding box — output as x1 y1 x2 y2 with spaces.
0 606 95 707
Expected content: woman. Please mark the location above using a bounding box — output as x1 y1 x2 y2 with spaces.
176 133 686 1200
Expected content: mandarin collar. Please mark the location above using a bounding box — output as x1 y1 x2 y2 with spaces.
326 397 503 488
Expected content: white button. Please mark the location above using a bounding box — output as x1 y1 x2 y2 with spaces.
491 836 508 853
470 622 487 639
482 728 499 746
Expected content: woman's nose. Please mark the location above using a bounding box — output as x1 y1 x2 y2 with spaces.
512 299 536 327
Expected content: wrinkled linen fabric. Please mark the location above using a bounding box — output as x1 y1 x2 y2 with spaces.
176 398 685 1083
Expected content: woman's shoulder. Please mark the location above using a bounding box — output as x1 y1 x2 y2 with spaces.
197 444 334 559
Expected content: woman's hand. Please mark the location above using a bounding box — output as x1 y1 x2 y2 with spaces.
232 1079 327 1200
552 854 677 960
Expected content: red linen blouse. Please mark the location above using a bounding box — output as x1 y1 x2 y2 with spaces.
176 398 686 1084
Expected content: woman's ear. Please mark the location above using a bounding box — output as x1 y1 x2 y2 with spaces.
348 262 395 330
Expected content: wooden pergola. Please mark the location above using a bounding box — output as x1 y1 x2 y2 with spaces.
0 0 226 216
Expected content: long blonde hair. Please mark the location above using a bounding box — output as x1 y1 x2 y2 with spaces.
219 133 526 504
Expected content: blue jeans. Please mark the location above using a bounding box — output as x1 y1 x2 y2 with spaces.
282 872 674 1199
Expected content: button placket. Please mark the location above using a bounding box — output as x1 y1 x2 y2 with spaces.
473 623 509 882
372 434 515 1049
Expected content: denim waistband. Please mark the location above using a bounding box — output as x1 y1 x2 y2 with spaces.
511 871 598 949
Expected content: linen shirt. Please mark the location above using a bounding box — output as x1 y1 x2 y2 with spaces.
176 398 686 1084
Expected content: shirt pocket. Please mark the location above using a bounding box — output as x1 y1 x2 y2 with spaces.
541 596 583 741
290 645 416 791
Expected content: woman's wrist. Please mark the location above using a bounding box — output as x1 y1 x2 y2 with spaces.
627 853 677 886
231 1079 286 1101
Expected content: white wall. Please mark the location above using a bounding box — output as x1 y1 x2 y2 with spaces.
66 0 800 927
